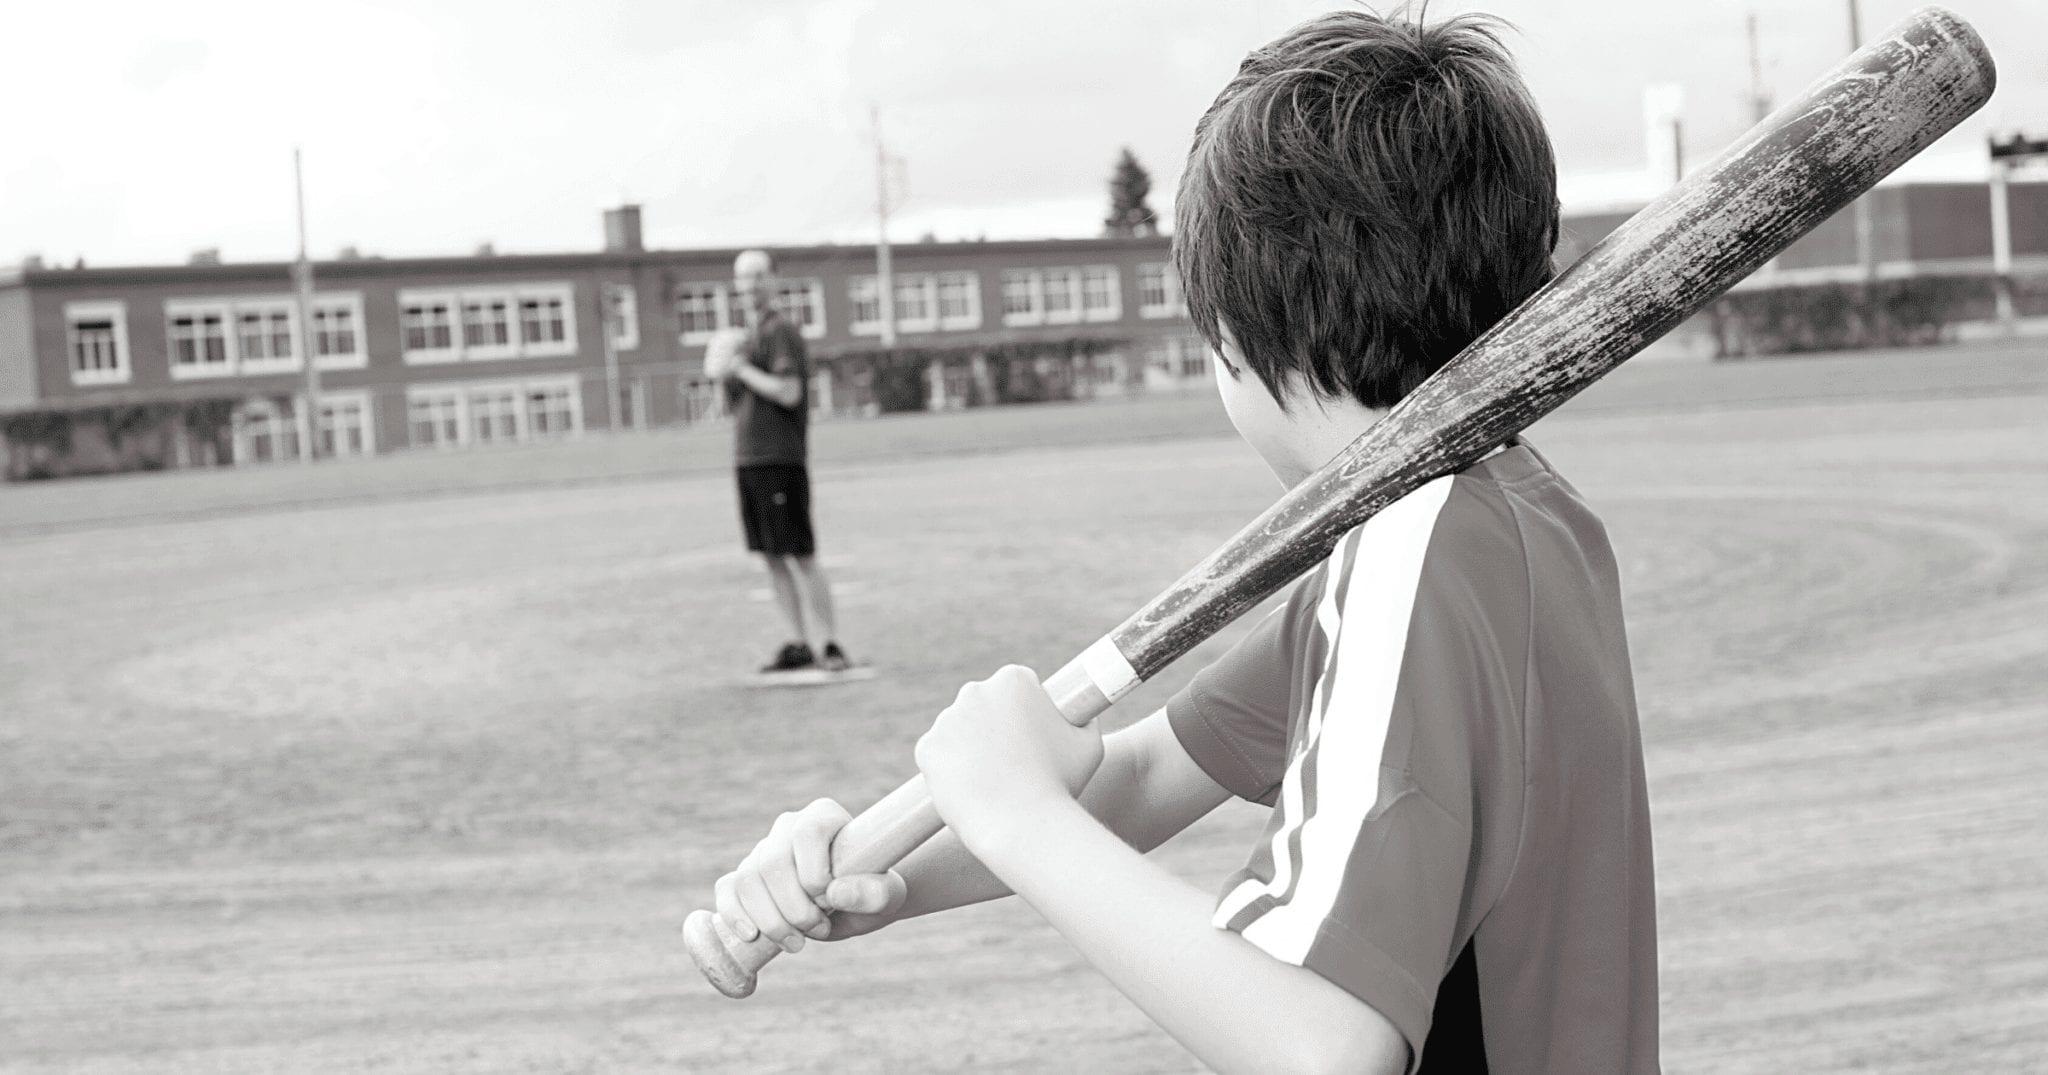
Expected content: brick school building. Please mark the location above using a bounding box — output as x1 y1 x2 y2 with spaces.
0 207 1209 477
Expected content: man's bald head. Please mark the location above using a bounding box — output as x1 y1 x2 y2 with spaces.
734 249 776 308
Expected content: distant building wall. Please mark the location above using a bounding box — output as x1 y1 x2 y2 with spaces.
0 232 1207 473
0 286 34 410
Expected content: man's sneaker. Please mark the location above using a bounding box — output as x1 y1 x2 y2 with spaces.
820 642 852 673
760 642 816 673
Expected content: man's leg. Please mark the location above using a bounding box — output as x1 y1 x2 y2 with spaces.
761 554 811 646
789 555 838 656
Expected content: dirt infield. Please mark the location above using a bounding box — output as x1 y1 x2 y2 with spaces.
3 344 2046 1071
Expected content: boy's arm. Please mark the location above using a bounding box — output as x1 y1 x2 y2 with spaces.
711 708 1231 946
880 709 1230 923
918 668 1408 1075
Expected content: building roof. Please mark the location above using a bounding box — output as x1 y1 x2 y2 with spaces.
7 233 1176 290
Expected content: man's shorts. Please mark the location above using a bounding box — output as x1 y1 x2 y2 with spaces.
735 464 816 557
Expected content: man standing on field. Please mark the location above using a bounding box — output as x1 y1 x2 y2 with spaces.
717 249 851 674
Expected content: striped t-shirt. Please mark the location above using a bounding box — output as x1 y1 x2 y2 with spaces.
1167 440 1660 1074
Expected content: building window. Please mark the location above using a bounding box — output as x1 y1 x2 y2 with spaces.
893 274 936 331
1137 262 1180 318
405 283 574 363
409 392 463 450
774 278 826 339
312 299 364 364
401 295 457 358
65 301 130 386
231 391 373 464
461 295 514 351
407 376 582 450
234 304 298 372
468 385 522 445
519 293 568 348
317 394 374 458
164 293 362 379
1042 268 1080 323
526 382 578 438
1081 266 1121 321
235 398 302 463
936 272 981 330
606 285 640 351
675 282 730 342
168 305 232 377
1178 335 1212 378
848 277 882 333
1000 269 1041 326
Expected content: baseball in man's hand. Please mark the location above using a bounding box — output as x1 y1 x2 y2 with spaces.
704 328 748 380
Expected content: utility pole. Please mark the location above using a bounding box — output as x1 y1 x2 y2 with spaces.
601 283 623 430
873 104 897 348
293 147 322 462
1989 133 2048 333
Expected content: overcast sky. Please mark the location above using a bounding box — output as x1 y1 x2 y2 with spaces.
2 0 2039 267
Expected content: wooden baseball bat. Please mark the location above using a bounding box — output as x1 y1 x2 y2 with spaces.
686 6 1994 999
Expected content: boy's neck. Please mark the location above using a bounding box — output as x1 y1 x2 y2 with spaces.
1277 396 1387 487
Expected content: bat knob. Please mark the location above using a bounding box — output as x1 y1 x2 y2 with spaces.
684 908 768 999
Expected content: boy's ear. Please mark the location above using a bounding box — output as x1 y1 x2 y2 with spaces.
1215 321 1247 379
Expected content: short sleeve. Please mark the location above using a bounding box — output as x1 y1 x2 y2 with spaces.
1166 571 1318 806
1212 476 1527 1069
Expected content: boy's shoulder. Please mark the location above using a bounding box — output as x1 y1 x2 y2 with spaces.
1277 438 1617 682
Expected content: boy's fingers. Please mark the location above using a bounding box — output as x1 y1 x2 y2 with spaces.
712 872 758 943
790 808 842 899
734 872 805 953
824 872 907 916
759 855 830 938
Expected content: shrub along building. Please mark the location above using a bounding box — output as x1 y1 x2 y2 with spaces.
0 206 1210 478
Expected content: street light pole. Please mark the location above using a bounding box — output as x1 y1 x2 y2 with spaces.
602 283 623 430
293 147 322 462
1846 0 1880 345
873 104 897 349
1988 132 2048 334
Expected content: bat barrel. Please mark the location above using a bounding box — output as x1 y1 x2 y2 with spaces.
689 6 1994 1000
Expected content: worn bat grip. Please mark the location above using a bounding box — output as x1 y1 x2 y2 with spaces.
685 657 1122 998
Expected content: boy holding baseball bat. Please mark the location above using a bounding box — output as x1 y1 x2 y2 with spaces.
709 11 1658 1072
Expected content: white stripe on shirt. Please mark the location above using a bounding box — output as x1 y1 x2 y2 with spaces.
1236 474 1457 961
1212 526 1359 928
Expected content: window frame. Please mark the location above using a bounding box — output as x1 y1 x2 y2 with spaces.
774 278 827 340
513 282 577 358
405 374 583 449
1136 262 1181 319
1081 265 1122 322
675 282 733 344
164 300 237 380
936 271 982 330
310 292 368 370
1000 269 1043 327
1041 268 1081 325
399 290 462 364
64 300 131 386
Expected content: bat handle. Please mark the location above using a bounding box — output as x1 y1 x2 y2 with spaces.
685 650 1129 998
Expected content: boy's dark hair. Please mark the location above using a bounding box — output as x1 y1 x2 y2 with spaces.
1174 9 1559 410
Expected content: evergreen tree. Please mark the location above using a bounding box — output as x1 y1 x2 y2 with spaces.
1103 147 1159 237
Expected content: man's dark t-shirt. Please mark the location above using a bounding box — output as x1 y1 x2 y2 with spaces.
728 308 808 467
